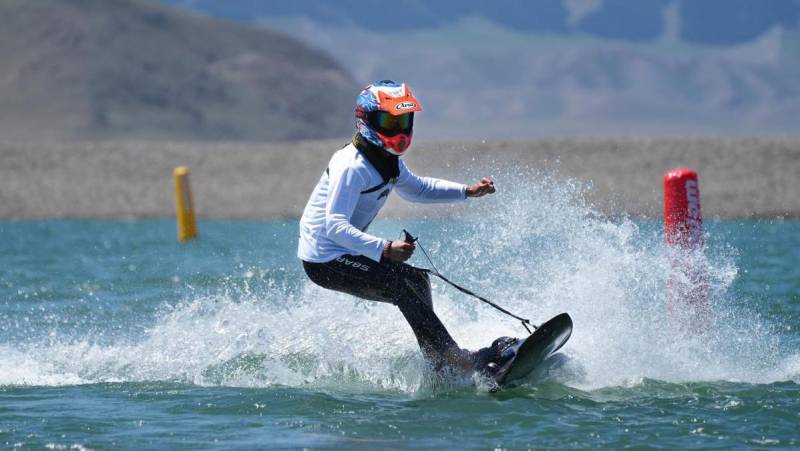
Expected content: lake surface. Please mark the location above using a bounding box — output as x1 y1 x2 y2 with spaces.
1 177 798 449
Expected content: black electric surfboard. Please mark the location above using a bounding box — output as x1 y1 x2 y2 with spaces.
491 313 573 390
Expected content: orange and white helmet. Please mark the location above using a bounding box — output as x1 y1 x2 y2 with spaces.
355 80 422 156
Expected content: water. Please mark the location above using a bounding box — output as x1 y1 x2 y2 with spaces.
1 171 799 449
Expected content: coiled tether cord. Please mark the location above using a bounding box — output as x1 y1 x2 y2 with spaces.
402 229 537 334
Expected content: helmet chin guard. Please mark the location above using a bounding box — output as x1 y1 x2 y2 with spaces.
377 132 412 156
355 80 422 156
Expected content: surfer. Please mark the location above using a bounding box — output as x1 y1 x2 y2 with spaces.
298 80 506 373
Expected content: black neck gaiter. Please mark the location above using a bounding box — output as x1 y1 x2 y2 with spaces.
352 133 400 183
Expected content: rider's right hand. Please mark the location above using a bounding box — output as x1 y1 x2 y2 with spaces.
383 240 415 262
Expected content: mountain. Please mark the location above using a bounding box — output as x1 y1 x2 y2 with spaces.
158 0 800 137
160 0 800 46
0 0 357 141
278 19 800 138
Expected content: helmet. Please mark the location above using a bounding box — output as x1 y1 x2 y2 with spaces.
355 80 422 156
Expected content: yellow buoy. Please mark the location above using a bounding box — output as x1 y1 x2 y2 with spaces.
174 166 197 242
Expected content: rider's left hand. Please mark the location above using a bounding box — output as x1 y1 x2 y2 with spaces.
466 177 496 198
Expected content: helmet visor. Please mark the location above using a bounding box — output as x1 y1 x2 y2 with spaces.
367 111 413 136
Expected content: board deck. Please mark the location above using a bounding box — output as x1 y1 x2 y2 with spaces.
491 313 573 389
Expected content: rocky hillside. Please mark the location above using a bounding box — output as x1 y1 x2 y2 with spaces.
0 0 357 141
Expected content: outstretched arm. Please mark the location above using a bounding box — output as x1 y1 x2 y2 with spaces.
395 161 496 203
394 161 467 203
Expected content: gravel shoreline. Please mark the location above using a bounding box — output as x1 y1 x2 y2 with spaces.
1 137 798 219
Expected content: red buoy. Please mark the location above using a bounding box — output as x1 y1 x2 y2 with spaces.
664 168 703 248
663 168 709 326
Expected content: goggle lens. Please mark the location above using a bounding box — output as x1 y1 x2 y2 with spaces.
369 112 413 135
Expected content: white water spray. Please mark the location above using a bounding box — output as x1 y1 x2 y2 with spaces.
1 166 796 391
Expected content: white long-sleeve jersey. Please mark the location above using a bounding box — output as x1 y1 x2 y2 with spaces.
298 143 467 263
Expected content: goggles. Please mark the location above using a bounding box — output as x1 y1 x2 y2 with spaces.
367 111 414 136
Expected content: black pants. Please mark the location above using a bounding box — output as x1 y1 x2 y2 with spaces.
302 255 462 365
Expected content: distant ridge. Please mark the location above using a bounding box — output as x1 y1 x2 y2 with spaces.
161 0 800 46
0 0 357 141
158 0 800 137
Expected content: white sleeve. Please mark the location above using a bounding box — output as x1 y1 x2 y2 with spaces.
394 161 468 204
324 165 386 262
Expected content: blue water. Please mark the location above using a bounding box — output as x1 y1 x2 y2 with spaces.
1 174 799 449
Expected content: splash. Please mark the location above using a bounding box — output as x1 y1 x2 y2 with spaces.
0 286 428 391
0 165 795 391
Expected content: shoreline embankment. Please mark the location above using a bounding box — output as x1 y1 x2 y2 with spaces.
1 137 798 219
